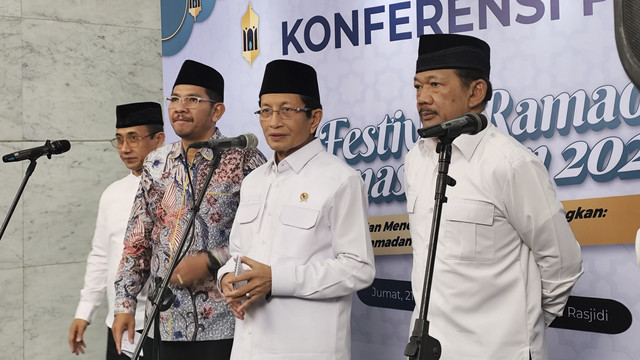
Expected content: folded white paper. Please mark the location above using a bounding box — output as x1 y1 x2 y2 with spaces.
121 330 144 358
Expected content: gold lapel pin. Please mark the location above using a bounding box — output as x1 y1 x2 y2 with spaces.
300 192 309 202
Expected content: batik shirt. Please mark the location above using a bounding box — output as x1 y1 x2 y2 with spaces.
114 129 266 341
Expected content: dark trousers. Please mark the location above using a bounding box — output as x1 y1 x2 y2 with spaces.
106 327 154 360
157 339 233 360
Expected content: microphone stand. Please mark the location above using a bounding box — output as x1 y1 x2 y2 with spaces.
404 135 458 360
129 148 223 360
0 159 38 241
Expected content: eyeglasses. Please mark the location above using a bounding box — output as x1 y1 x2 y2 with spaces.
254 107 312 120
110 133 158 148
165 96 217 109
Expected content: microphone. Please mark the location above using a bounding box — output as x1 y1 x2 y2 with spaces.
417 113 488 139
188 133 259 150
2 140 71 163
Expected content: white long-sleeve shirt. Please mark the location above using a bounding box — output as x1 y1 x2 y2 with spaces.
405 121 583 360
74 173 147 329
218 139 375 360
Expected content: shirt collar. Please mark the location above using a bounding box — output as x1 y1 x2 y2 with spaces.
264 138 323 175
168 128 224 161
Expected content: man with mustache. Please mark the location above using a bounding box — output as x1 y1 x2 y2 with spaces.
112 60 266 360
405 34 583 360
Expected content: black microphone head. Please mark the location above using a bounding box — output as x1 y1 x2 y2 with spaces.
416 123 437 138
467 113 488 135
50 140 71 154
241 133 259 150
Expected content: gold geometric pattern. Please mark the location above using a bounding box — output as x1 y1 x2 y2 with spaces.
242 4 260 66
189 0 202 21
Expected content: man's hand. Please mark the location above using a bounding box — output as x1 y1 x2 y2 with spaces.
170 253 210 286
220 272 245 319
111 313 135 355
222 256 272 319
68 319 88 355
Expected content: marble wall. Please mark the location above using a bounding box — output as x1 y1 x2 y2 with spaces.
0 1 162 359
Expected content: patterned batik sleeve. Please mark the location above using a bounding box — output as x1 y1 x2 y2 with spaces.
243 149 267 177
113 169 155 315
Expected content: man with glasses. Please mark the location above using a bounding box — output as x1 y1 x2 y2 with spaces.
218 59 375 360
112 60 266 360
69 102 164 359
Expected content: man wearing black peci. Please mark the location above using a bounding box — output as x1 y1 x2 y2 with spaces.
405 34 583 360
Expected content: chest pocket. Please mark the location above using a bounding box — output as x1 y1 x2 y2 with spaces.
233 201 262 252
443 199 495 262
275 204 320 258
406 191 418 214
236 201 261 224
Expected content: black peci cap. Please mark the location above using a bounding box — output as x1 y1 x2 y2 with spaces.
259 59 320 103
116 102 163 129
416 34 490 77
173 59 225 101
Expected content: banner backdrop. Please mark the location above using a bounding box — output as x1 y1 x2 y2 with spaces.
161 1 640 358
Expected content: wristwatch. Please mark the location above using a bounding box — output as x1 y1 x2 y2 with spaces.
204 250 222 276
